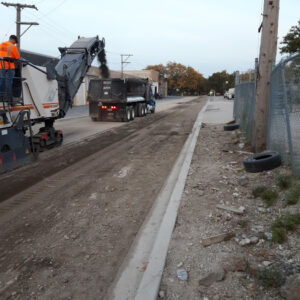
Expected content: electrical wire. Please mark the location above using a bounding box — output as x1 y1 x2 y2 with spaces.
22 9 75 43
39 0 68 18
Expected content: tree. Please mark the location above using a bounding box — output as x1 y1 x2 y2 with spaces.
146 62 206 95
207 71 234 94
280 20 300 54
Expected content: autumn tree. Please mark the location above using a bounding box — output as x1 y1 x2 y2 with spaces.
146 62 206 95
280 20 300 54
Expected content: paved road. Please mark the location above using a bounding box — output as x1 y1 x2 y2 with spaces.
0 96 206 299
54 96 200 145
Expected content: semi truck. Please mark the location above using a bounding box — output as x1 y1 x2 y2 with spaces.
88 78 156 122
0 36 108 172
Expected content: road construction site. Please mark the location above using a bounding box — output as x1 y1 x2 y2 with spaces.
0 96 206 299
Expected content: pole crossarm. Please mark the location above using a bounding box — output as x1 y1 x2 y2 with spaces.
1 2 37 10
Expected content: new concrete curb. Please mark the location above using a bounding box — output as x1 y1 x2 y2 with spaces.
108 99 210 300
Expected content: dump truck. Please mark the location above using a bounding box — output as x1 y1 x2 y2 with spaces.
88 78 156 122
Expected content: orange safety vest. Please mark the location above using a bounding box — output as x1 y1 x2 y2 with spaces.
0 41 20 70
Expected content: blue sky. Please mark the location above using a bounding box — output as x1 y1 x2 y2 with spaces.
0 0 299 77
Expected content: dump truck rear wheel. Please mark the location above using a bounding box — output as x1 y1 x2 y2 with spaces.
130 106 135 120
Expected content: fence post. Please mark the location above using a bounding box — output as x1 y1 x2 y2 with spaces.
281 66 295 173
233 71 240 120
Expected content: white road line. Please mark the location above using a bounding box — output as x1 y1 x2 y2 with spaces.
107 99 210 300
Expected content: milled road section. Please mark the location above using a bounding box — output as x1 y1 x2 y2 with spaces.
0 97 205 300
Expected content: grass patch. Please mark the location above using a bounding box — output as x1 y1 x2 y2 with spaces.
271 213 300 243
276 174 293 190
260 189 278 207
252 186 267 198
285 183 300 206
252 186 278 207
258 268 285 289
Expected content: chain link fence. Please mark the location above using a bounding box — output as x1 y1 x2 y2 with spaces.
234 53 300 174
234 80 256 141
267 53 300 174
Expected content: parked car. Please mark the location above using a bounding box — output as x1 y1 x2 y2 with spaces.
224 88 235 100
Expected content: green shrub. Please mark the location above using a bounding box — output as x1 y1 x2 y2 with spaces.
260 189 278 207
276 174 293 190
271 213 300 243
272 226 286 244
285 183 300 205
252 186 267 198
258 268 285 289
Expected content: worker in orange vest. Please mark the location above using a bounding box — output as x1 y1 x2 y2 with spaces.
0 35 20 99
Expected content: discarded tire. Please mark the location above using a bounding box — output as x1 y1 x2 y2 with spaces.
224 122 239 131
243 151 281 173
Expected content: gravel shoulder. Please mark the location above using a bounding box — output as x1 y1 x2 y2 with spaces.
159 123 300 300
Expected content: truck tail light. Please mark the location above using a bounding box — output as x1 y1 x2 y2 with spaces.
101 105 107 110
111 106 117 110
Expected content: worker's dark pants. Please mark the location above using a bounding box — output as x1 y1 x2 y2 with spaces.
0 69 15 99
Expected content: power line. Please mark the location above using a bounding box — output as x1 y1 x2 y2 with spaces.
22 6 75 41
38 0 67 18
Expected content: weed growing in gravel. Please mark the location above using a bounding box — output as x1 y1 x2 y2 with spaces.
258 268 285 289
285 183 300 206
252 186 267 198
276 174 292 190
260 189 278 207
271 213 300 243
252 186 278 207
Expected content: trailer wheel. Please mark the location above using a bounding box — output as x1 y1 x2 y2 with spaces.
137 103 143 117
39 139 46 152
130 106 135 120
56 132 63 145
123 107 131 122
142 104 147 116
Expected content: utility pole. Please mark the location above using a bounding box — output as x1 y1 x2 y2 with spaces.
252 0 280 152
121 54 133 78
1 2 39 50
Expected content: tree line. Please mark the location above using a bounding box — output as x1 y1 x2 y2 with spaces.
146 19 299 96
145 63 235 96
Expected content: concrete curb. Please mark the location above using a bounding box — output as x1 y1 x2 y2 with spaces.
108 99 210 300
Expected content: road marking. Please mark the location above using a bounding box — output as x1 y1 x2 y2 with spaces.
108 99 210 300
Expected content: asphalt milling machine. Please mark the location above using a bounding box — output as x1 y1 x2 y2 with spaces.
0 36 109 172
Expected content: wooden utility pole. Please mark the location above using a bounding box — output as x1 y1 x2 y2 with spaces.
1 2 38 50
121 54 133 79
252 0 280 152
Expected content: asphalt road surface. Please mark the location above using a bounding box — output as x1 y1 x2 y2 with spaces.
56 97 201 145
0 96 206 300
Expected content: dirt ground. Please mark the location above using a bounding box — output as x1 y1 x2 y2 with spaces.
159 124 300 300
0 97 206 299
